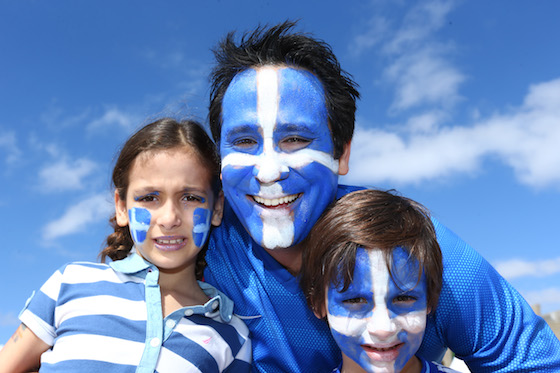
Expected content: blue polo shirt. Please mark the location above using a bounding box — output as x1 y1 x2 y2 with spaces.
204 184 560 373
20 252 251 372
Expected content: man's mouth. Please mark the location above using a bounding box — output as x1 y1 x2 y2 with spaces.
252 194 300 207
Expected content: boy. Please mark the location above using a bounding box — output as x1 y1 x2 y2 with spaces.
300 189 460 373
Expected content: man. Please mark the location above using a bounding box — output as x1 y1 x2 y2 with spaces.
203 21 560 373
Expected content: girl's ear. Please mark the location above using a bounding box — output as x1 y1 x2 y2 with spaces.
211 191 225 227
114 190 129 227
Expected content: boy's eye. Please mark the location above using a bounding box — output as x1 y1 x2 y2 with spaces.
342 297 367 304
393 294 417 305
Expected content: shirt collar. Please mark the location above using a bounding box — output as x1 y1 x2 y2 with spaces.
109 251 153 275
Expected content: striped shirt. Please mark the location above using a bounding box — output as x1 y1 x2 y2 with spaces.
19 252 251 372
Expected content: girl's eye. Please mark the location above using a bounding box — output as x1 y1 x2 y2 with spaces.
134 194 158 203
182 194 205 203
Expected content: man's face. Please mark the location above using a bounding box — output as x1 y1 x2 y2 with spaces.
220 66 343 249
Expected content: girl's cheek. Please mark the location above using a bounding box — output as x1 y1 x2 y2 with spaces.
128 207 151 245
192 207 211 248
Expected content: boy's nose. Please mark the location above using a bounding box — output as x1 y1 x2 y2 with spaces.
367 307 397 340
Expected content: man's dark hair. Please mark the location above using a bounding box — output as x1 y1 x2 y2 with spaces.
209 20 360 159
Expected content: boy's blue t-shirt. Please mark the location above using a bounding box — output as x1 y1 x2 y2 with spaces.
204 184 560 373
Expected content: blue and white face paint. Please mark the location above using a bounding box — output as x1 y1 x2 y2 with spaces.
220 66 340 249
326 247 428 373
192 207 212 248
128 207 151 244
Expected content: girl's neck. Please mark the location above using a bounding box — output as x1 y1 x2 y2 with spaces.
157 265 209 317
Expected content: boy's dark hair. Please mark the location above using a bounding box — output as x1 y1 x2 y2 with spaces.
99 118 220 280
300 189 443 317
208 20 360 159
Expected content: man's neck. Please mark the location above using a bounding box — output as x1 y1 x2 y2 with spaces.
264 242 303 276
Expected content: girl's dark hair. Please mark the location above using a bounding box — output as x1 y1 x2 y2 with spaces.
300 189 443 316
99 118 220 280
209 20 359 159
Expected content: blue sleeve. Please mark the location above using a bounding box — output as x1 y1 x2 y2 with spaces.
417 218 560 372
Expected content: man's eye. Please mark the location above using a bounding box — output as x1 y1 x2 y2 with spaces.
233 138 257 148
280 136 311 151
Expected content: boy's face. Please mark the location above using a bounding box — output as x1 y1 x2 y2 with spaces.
326 247 428 373
219 66 346 250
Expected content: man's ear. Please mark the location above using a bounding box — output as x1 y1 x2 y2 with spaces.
114 190 129 227
211 191 225 227
337 141 351 176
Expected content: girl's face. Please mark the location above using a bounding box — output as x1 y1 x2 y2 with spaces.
326 247 428 373
115 147 223 274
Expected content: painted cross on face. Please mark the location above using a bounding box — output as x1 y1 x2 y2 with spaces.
326 247 428 373
220 66 340 249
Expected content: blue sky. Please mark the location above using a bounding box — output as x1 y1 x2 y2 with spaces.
1 0 560 346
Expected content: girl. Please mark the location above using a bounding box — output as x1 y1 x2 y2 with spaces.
0 118 251 372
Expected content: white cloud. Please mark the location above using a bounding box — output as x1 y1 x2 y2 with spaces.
351 0 464 112
38 158 98 192
522 288 560 309
87 107 141 132
385 47 465 111
343 78 560 189
0 130 22 164
42 194 113 241
494 257 560 280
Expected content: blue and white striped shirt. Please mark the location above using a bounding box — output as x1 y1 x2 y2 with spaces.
20 252 251 372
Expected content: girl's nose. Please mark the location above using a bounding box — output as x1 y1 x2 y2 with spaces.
157 201 181 230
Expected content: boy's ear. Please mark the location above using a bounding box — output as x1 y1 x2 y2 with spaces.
211 191 225 227
337 141 351 176
114 190 129 227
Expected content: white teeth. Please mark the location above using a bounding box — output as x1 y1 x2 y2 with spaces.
253 194 299 207
157 238 183 244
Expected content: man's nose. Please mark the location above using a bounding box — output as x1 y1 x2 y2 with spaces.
253 139 289 183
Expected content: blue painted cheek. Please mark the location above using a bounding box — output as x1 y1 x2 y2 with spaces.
128 207 151 244
221 164 264 245
192 208 211 248
330 329 369 369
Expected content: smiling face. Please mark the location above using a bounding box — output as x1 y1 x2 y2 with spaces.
115 147 223 273
220 66 348 250
326 247 427 373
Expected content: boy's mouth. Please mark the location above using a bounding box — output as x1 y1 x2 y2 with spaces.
362 342 404 362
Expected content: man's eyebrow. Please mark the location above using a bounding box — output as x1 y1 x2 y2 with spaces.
224 123 262 136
